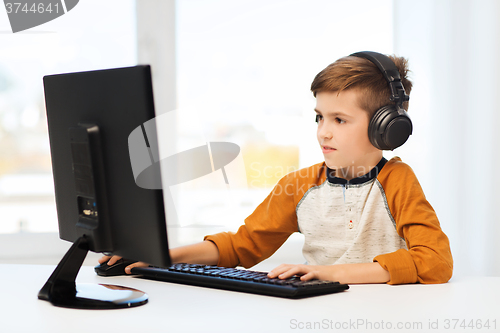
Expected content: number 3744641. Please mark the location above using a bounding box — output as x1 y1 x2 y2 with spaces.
5 2 60 14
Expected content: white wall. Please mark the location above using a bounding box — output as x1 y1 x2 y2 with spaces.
393 0 500 277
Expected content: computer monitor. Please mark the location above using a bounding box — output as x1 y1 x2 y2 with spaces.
39 65 171 309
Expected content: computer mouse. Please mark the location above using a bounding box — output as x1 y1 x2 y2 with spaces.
94 258 137 277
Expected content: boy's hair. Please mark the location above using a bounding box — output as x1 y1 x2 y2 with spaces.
310 55 412 116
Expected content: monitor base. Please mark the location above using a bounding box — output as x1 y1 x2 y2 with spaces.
38 236 148 309
47 283 148 309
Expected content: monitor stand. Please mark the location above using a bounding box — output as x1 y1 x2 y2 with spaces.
38 236 148 309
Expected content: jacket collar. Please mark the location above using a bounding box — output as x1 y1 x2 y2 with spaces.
326 157 387 185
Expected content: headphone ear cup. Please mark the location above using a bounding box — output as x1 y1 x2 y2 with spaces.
368 105 393 150
369 105 412 150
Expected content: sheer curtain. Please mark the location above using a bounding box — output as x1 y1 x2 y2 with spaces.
393 0 500 277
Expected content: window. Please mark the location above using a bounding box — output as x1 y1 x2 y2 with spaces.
172 0 394 244
0 0 393 262
0 0 136 262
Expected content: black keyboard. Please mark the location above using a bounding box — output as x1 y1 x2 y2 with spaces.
131 263 349 299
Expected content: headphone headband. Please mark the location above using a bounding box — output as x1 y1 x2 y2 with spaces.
349 51 409 106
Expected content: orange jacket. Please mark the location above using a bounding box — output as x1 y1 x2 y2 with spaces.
205 157 453 284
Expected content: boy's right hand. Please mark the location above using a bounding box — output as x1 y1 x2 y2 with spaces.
97 255 149 274
98 255 121 266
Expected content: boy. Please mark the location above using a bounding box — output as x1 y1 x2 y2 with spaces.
100 52 453 285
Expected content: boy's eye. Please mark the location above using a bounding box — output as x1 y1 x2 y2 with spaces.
315 114 323 123
336 117 346 124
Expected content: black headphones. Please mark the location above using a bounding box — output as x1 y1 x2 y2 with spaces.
350 51 412 151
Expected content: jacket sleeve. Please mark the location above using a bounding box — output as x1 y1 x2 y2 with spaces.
204 173 299 268
373 158 453 284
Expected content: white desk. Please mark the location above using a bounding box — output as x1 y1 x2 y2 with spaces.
1 264 498 333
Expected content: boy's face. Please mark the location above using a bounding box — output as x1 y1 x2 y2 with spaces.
315 89 382 179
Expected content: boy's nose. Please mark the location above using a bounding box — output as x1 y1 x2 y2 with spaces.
318 125 333 140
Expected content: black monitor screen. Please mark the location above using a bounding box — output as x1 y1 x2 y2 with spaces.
43 65 170 268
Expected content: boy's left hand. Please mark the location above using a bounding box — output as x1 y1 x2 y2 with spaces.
267 262 391 284
267 264 340 282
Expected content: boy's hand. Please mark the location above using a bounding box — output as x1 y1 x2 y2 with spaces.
267 264 339 282
98 255 121 266
97 255 149 274
268 262 391 284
